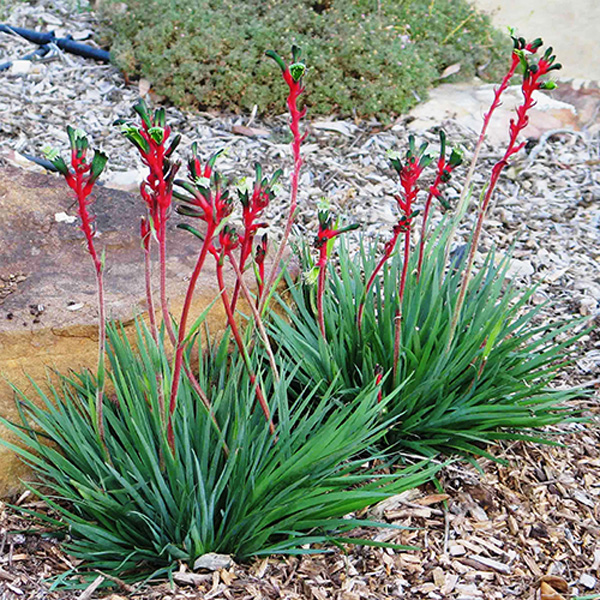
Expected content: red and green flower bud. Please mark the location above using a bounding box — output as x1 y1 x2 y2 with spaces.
289 62 306 83
132 98 152 128
89 151 108 184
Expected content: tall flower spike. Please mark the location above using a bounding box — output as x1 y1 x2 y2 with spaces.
118 99 182 346
391 139 432 378
357 140 432 331
416 130 463 280
448 37 561 351
255 233 268 301
230 163 283 312
446 31 544 257
259 46 307 314
44 128 109 448
315 205 359 340
169 150 229 448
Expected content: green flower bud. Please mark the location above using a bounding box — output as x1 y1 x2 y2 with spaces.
148 127 165 144
289 62 306 83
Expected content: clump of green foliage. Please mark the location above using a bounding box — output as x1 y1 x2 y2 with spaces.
1 323 435 583
0 34 581 591
99 0 508 117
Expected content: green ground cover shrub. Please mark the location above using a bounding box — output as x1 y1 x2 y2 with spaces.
99 0 508 117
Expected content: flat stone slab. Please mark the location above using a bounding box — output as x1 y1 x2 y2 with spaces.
0 165 252 495
406 82 582 144
470 0 600 82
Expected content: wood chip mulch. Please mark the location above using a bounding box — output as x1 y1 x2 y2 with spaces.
1 0 599 599
1 424 599 599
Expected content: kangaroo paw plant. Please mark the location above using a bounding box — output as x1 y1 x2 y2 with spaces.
0 33 585 590
271 34 585 457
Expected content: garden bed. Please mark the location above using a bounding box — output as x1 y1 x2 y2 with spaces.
0 1 599 599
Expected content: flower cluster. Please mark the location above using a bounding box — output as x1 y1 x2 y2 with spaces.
175 148 233 230
315 205 359 339
117 100 181 234
417 131 463 277
357 133 462 330
315 208 359 256
266 45 308 150
504 45 561 162
389 136 432 234
428 131 463 211
44 127 108 262
232 164 282 309
173 152 285 434
43 127 109 443
449 36 561 348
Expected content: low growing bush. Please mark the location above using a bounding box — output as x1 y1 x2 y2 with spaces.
99 0 508 117
273 227 583 457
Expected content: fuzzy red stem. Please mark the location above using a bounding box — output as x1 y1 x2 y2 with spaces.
227 251 280 381
447 65 546 351
445 52 521 259
258 75 304 315
393 229 411 381
167 227 215 448
157 216 176 347
216 262 275 434
417 170 444 281
357 230 402 330
94 266 106 442
316 245 328 340
72 166 107 445
143 243 158 344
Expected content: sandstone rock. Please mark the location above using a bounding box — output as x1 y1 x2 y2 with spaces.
471 0 600 82
0 166 270 496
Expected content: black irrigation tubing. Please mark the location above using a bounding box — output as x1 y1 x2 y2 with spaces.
0 24 110 71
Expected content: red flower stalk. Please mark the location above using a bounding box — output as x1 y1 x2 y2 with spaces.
118 99 181 346
447 33 543 255
44 127 108 445
209 227 275 434
175 158 276 438
255 234 268 301
226 246 280 382
260 46 307 313
374 364 384 404
230 164 282 312
416 130 462 280
389 138 433 379
448 39 561 350
357 137 431 334
315 207 359 340
163 148 235 448
140 216 159 343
